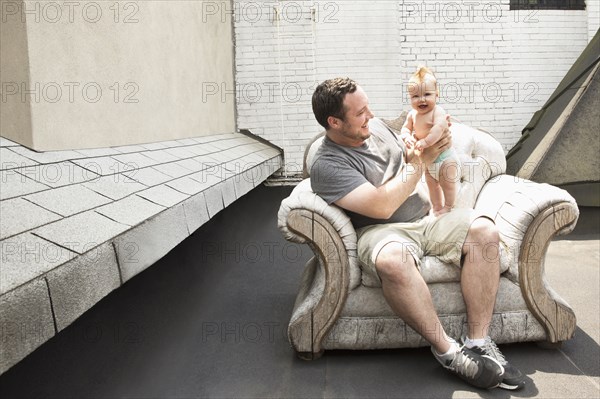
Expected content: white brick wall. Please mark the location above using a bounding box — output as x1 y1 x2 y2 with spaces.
588 0 600 40
233 0 595 177
233 0 315 176
313 0 402 119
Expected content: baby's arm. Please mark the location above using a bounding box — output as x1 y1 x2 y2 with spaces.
400 112 417 148
415 106 449 151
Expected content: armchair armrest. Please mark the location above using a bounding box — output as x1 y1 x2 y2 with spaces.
277 179 359 358
278 179 360 285
475 175 579 342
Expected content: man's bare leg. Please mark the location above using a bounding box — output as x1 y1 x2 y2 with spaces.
460 217 500 339
460 217 525 390
376 242 451 353
376 238 505 389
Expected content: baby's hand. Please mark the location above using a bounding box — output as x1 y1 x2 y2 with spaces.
415 139 429 152
401 133 416 149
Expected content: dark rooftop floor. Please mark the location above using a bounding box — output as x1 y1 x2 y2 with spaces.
0 186 598 398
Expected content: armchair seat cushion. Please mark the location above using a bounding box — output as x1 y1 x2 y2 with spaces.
341 279 530 318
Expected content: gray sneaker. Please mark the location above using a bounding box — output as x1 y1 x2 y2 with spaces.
432 345 504 389
462 336 525 391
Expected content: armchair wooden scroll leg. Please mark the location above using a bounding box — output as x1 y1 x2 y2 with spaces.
286 209 350 360
519 202 579 345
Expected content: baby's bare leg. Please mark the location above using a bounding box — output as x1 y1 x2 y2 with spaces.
438 159 460 214
425 169 444 215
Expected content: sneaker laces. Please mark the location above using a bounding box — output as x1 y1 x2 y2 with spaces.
481 336 507 365
448 347 480 379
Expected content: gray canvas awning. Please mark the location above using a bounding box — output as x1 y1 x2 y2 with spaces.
506 29 600 206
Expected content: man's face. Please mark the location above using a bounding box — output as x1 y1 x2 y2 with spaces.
408 78 438 115
336 86 374 145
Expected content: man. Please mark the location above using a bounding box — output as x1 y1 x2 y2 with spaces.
309 77 524 390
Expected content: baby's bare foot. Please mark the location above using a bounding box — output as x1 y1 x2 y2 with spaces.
433 205 453 217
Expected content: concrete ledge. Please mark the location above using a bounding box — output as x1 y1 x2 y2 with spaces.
115 203 189 283
0 279 55 375
0 132 283 374
46 242 121 332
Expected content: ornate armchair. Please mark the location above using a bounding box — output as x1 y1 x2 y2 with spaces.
277 120 579 360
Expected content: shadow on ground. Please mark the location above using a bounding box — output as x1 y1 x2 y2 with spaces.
0 186 598 398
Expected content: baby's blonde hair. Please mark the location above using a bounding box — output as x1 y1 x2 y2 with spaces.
409 65 437 84
407 65 438 95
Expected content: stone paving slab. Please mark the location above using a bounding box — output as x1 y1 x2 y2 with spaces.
24 185 112 217
165 176 209 196
0 171 50 200
182 192 210 234
111 152 161 169
187 171 222 190
169 157 202 172
70 156 129 177
0 137 19 147
139 141 169 151
204 182 226 218
162 146 200 160
193 142 222 154
0 233 76 295
0 278 55 375
221 179 237 208
185 144 214 156
45 242 121 332
32 211 130 254
95 195 165 227
136 184 190 208
141 148 180 163
16 162 98 189
0 198 61 240
152 160 197 179
74 147 121 158
82 174 147 201
8 146 84 164
0 148 38 168
124 166 173 186
110 144 148 154
176 138 198 146
0 131 283 375
114 204 189 283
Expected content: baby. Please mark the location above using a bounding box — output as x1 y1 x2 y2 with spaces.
400 66 460 216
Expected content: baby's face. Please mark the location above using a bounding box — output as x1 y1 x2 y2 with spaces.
408 78 438 114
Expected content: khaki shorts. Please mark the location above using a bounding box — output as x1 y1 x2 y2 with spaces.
356 208 484 281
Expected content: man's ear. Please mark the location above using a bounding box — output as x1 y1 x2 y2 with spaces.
327 115 340 129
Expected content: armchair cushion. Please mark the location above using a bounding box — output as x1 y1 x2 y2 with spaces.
475 175 579 281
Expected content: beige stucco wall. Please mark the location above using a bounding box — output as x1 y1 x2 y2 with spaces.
1 0 236 151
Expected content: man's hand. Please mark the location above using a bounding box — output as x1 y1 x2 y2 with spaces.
414 123 452 167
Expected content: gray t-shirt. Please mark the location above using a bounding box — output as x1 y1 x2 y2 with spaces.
310 118 431 228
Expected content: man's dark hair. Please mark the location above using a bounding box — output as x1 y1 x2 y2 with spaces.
312 77 358 129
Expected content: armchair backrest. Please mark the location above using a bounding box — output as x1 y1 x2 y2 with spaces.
302 119 507 209
449 122 507 208
303 132 325 179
